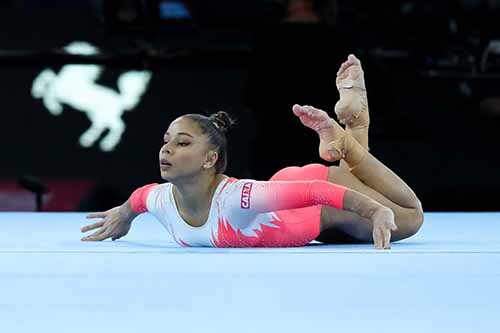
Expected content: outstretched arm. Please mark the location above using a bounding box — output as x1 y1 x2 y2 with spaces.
243 180 397 249
81 183 158 241
81 198 140 241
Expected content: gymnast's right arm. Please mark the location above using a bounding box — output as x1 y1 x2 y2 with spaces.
80 184 156 241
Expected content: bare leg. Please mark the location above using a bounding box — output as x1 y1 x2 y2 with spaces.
292 105 424 243
319 166 423 243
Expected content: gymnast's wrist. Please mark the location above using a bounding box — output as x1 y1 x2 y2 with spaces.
120 200 140 222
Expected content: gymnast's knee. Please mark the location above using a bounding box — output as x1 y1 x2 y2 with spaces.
395 205 424 240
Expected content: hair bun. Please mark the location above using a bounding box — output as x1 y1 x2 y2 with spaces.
209 111 236 134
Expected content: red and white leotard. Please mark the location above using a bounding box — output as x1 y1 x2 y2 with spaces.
131 164 347 248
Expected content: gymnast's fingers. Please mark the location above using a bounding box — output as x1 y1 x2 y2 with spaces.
383 229 392 250
81 221 105 233
373 228 383 249
390 220 398 231
82 227 107 241
86 212 106 219
88 231 112 242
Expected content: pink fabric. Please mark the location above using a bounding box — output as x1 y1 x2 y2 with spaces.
130 183 158 213
271 164 330 182
209 163 346 247
250 163 341 246
211 215 312 247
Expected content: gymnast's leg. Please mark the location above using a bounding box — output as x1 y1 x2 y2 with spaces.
293 67 423 242
332 55 418 207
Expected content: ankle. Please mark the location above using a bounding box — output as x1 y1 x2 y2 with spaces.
344 136 367 169
326 132 366 164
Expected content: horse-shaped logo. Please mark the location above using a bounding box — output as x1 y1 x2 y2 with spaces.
31 41 152 152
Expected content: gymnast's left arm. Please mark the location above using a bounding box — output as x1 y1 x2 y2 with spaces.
246 180 397 249
245 180 347 212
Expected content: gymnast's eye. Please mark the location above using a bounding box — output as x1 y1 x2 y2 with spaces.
177 142 190 146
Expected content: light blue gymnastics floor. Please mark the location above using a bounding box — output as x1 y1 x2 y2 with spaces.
0 212 499 333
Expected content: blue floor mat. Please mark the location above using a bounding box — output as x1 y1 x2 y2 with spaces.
1 212 499 333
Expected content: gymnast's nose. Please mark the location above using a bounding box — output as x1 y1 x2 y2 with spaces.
160 142 173 155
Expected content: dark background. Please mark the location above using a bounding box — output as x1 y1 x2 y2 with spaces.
0 0 499 212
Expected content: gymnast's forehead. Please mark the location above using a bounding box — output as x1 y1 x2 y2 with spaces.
165 117 203 137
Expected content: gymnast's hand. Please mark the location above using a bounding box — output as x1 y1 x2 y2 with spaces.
372 208 397 250
81 205 135 241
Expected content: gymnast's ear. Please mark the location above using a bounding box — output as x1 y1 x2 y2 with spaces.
203 150 219 169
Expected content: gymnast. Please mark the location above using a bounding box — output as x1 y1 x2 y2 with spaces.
81 54 424 249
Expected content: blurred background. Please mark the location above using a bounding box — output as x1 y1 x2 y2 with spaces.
0 0 499 212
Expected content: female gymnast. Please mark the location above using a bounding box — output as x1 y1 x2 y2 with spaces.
81 54 423 250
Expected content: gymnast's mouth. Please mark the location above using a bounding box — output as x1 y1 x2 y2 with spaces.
160 159 172 168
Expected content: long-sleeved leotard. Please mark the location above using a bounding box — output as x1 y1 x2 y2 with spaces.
131 164 346 247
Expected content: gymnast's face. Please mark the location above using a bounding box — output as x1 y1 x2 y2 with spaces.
159 117 216 182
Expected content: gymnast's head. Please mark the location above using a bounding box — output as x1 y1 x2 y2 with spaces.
159 111 236 181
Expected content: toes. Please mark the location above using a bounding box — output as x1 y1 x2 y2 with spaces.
347 54 357 63
303 105 326 117
292 104 304 116
292 104 301 110
337 54 363 79
348 54 362 66
337 61 351 76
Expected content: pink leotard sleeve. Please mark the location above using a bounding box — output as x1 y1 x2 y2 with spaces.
130 183 158 213
231 179 347 214
207 179 348 248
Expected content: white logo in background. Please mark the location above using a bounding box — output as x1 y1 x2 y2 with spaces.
31 41 152 152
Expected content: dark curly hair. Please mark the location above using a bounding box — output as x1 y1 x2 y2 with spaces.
184 111 236 173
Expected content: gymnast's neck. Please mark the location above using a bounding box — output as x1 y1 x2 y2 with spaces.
171 172 227 217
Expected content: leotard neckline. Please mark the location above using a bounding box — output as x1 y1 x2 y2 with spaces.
169 176 230 229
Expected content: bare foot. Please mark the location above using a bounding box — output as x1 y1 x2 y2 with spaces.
335 54 369 129
292 104 344 162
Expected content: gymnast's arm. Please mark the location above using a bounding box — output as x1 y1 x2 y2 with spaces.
243 180 387 219
80 197 147 242
80 183 157 241
237 180 397 249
